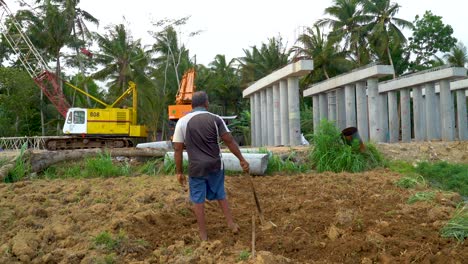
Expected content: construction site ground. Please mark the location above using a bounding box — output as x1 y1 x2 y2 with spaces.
0 141 467 263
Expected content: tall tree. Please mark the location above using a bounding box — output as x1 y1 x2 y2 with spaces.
293 25 351 83
315 0 368 66
408 11 457 70
361 0 413 77
444 42 468 68
237 36 290 87
92 24 149 101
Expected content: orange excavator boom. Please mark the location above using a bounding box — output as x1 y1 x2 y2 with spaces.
175 68 196 105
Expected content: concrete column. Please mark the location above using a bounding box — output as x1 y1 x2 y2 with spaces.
254 92 261 147
250 96 255 146
273 84 281 146
440 80 455 141
424 83 437 140
312 95 320 134
413 86 425 141
456 89 468 140
355 81 369 142
388 91 399 143
400 88 411 142
319 93 328 120
327 91 337 123
435 94 441 139
345 84 356 128
279 80 289 146
336 88 346 130
288 77 301 146
260 89 267 146
368 78 382 142
266 87 274 146
379 92 389 142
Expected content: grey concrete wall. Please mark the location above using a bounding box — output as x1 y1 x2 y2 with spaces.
400 88 411 142
250 96 255 146
288 77 301 146
336 88 346 130
388 91 399 143
413 86 425 141
345 84 356 128
327 91 337 123
319 93 328 120
425 83 437 140
456 89 468 140
266 87 274 146
254 92 261 147
260 89 267 145
368 78 381 142
379 92 389 142
440 80 455 141
312 95 320 134
279 80 289 146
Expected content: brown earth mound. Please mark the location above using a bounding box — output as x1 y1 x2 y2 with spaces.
1 167 466 263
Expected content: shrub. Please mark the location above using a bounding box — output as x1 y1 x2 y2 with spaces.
310 120 384 173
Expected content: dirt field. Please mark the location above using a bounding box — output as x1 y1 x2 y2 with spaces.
0 142 467 263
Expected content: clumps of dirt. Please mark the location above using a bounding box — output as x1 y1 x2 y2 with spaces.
377 141 468 163
0 169 467 263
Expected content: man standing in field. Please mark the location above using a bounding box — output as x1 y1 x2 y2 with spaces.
173 91 250 241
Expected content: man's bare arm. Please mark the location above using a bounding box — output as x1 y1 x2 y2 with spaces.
174 142 186 186
221 132 249 173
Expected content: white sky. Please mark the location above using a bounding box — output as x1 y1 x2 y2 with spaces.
9 0 468 66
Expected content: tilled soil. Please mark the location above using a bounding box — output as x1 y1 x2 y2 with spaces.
0 168 466 263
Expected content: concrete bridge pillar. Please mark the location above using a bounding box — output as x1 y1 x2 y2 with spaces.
250 96 255 146
400 88 411 142
424 83 437 140
435 94 441 139
319 93 328 121
440 80 455 141
388 91 399 143
266 87 274 146
254 92 261 147
413 86 425 141
327 91 337 124
312 95 320 134
260 89 268 145
288 77 301 146
368 78 382 142
279 80 289 146
273 84 281 146
336 88 346 130
379 92 389 142
456 89 468 140
355 81 369 142
345 84 356 128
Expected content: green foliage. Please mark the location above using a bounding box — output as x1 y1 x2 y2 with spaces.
228 110 251 146
310 120 384 173
162 158 188 175
416 161 468 196
237 250 251 261
409 10 457 70
407 191 435 204
93 231 122 251
444 42 468 67
138 158 164 176
395 174 426 189
441 207 468 241
85 152 130 178
4 143 29 183
388 160 416 174
267 153 309 175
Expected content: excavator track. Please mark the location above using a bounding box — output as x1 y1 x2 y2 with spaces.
45 137 133 151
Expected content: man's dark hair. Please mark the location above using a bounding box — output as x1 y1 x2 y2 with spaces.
192 91 209 108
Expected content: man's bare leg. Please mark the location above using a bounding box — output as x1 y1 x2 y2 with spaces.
193 203 208 240
218 199 239 233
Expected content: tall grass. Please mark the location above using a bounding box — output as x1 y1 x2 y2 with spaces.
4 142 29 183
416 161 468 196
441 207 468 241
266 152 309 174
310 120 384 173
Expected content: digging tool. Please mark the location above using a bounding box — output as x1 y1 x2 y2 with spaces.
245 172 277 230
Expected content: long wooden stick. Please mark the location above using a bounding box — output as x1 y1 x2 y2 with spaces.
248 176 266 225
252 214 256 259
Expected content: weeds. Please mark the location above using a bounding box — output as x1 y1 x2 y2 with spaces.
5 142 29 183
396 174 427 189
416 161 468 196
163 157 188 175
237 250 251 261
441 207 468 241
407 191 436 204
138 158 164 176
267 152 309 174
310 120 384 173
388 160 416 174
93 231 122 251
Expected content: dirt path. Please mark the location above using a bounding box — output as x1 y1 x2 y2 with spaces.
1 169 466 263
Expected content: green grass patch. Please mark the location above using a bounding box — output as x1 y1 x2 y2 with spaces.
441 207 468 241
93 231 124 251
407 191 436 204
4 143 30 183
415 161 468 196
138 158 164 176
162 158 188 175
388 160 416 174
267 152 309 174
395 174 427 189
310 120 384 173
237 250 251 261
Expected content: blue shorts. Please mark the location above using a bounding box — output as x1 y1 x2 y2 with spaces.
188 170 226 204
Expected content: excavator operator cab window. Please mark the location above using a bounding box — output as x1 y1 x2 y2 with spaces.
73 111 85 124
66 112 73 124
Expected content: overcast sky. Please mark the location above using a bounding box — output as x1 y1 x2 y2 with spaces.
10 0 468 66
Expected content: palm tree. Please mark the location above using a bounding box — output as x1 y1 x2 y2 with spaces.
315 0 368 66
293 25 351 82
361 0 413 77
237 36 290 87
92 24 149 100
208 54 241 115
444 42 468 68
